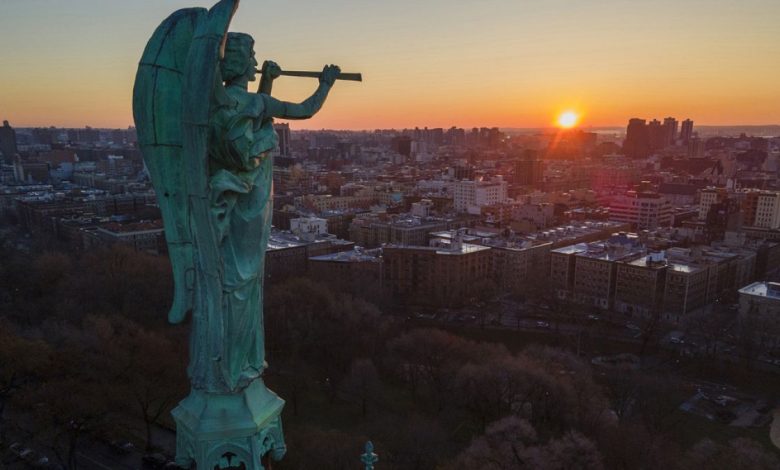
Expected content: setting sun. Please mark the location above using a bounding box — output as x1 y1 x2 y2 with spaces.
557 111 579 128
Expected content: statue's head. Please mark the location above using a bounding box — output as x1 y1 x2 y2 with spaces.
221 32 257 83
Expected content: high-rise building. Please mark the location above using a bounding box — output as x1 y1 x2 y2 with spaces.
0 120 18 163
445 127 466 146
391 136 412 158
273 123 291 156
623 118 649 158
680 119 694 144
662 117 678 147
429 128 444 146
647 119 664 151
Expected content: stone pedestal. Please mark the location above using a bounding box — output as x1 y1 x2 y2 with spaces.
172 379 286 469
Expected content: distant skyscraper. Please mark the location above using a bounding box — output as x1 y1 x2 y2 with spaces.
680 119 694 144
647 119 664 151
429 128 444 146
623 118 649 158
392 135 412 158
0 120 18 163
662 117 678 147
467 127 480 147
445 126 466 146
273 122 291 156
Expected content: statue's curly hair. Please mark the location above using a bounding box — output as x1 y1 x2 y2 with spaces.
220 32 255 83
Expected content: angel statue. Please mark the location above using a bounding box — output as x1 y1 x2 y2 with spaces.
133 1 347 468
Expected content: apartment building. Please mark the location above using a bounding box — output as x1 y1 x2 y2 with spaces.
383 241 492 307
608 190 672 230
453 176 508 214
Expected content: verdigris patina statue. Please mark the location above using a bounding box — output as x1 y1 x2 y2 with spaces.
132 1 347 468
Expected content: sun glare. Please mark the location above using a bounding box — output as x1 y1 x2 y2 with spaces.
557 111 579 129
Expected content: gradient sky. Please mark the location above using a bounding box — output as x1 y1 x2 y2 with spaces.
1 0 779 130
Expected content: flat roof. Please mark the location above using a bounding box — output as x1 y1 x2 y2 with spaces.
385 242 491 255
739 282 780 299
310 250 381 263
668 262 702 274
577 247 643 262
552 243 588 255
625 255 668 269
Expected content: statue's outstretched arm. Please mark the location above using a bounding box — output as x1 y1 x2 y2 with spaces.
262 65 340 120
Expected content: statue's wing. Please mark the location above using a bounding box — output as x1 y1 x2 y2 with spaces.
133 7 207 324
182 0 241 390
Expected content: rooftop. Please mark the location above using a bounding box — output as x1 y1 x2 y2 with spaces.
667 262 702 274
739 282 780 300
385 242 491 256
625 253 669 270
99 220 163 233
267 229 350 250
552 243 589 255
310 249 382 263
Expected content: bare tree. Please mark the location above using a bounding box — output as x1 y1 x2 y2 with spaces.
0 322 51 439
339 358 382 418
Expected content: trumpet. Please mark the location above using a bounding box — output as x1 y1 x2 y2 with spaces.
254 68 362 82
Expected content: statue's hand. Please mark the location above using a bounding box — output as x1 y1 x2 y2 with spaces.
262 60 282 80
320 64 341 87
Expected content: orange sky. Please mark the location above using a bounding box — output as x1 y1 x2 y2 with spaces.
2 1 780 130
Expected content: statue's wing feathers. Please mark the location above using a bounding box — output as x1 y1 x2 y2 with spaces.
133 7 207 324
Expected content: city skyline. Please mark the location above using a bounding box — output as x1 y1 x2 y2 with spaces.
2 0 780 130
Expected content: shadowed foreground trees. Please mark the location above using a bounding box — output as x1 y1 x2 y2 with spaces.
687 437 779 470
1 245 778 469
0 322 51 440
451 416 604 470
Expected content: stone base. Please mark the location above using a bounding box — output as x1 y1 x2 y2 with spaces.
172 379 286 469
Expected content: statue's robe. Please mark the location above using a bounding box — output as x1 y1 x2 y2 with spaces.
190 84 277 390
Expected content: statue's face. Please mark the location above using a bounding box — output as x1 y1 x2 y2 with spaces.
245 49 258 82
221 34 257 84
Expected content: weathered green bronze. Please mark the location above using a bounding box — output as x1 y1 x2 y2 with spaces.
132 1 343 468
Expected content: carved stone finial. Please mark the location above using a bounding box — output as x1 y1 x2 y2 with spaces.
361 441 379 470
